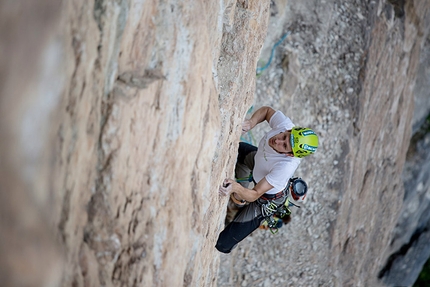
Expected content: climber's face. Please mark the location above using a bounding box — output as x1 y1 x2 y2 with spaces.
268 130 293 156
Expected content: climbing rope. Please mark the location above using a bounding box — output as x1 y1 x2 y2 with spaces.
240 130 257 146
256 32 290 76
236 174 254 183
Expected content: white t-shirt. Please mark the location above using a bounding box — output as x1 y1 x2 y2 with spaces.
253 111 301 194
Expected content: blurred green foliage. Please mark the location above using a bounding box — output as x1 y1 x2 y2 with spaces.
410 114 430 287
414 256 430 287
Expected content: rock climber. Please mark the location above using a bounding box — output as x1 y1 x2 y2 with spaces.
215 106 318 253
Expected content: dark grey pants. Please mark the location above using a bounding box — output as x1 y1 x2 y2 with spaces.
215 195 287 253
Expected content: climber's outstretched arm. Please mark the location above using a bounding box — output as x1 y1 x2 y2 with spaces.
241 106 276 134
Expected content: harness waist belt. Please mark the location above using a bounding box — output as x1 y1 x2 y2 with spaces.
260 190 284 201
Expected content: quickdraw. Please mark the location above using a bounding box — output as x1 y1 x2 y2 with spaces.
260 191 292 234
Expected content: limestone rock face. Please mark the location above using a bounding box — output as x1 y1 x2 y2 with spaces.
0 0 269 286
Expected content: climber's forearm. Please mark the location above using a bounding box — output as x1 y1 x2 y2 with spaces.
248 106 276 129
232 177 273 202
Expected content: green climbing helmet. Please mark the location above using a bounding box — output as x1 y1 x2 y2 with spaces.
290 127 319 158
